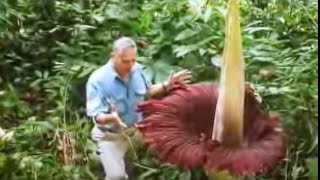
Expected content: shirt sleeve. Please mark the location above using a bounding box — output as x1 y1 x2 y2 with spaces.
86 80 110 119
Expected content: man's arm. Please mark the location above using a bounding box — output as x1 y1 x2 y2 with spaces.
148 81 169 98
95 113 117 125
86 81 126 127
147 70 193 98
96 106 127 128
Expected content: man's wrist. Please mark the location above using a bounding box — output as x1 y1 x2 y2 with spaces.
162 81 169 92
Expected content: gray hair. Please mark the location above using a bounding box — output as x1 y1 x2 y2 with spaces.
112 37 137 54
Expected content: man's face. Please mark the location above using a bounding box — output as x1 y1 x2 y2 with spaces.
114 48 137 76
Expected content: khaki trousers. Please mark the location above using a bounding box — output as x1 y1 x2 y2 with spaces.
92 126 143 180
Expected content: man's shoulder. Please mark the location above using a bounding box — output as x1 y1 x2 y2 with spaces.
87 63 113 85
135 63 146 70
133 63 147 75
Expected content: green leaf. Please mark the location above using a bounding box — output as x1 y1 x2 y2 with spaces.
244 26 273 34
174 45 197 57
0 153 7 168
199 48 207 56
306 157 318 180
308 136 318 153
203 7 212 23
71 65 82 72
174 36 215 57
175 29 199 41
75 24 96 31
153 61 179 83
179 171 191 180
2 100 15 108
138 168 159 179
27 121 55 133
30 79 42 88
92 14 105 23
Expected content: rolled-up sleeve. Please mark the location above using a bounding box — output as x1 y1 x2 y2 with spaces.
86 81 109 119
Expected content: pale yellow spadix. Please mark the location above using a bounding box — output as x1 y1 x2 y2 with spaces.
211 0 245 148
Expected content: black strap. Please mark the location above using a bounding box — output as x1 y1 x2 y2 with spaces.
139 68 150 91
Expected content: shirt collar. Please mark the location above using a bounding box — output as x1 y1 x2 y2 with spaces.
106 59 138 79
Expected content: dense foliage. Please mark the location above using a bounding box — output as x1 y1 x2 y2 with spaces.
0 0 318 179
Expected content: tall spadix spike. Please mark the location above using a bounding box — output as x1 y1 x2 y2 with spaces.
212 0 245 148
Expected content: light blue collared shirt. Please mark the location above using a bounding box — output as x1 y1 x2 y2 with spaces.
86 60 151 130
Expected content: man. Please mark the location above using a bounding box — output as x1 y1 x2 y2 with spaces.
86 37 192 180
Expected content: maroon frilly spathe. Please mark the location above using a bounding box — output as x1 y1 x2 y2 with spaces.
136 83 287 176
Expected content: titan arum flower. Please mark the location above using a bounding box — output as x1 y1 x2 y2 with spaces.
136 0 287 178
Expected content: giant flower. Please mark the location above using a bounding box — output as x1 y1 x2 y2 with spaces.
136 0 287 177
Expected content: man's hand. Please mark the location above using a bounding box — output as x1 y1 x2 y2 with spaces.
147 69 193 98
163 70 193 91
95 106 128 128
110 105 128 128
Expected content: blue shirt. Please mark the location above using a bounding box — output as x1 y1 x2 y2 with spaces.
86 60 151 129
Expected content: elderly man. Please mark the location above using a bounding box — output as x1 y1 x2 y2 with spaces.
86 37 192 180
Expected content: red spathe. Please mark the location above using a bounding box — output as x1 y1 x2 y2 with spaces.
136 83 287 176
